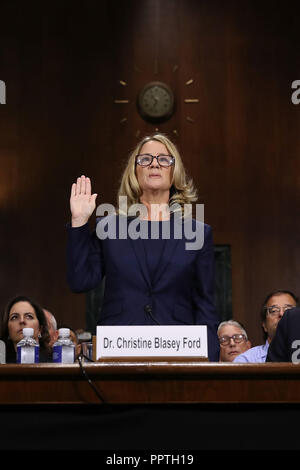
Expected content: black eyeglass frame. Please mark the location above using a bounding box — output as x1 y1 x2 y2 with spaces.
135 153 175 168
264 304 295 316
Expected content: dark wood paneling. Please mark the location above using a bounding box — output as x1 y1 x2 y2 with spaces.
0 0 299 346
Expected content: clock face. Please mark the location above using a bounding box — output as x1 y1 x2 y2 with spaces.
137 81 174 122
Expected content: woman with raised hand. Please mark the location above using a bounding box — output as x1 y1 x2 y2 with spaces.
67 133 219 361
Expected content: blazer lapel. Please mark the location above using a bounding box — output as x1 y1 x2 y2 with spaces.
152 236 180 286
127 216 182 288
152 215 184 285
129 236 152 289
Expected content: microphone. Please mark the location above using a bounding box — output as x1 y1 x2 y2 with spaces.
144 305 160 325
0 340 6 364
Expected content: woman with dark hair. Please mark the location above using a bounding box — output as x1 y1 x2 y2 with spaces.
0 295 52 363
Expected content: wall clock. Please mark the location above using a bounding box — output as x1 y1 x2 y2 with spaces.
113 65 201 137
137 81 175 122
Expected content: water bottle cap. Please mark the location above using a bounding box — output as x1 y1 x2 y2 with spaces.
59 328 70 337
23 328 34 337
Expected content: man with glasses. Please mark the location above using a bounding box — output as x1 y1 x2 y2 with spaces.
218 320 251 362
266 291 300 362
234 290 298 363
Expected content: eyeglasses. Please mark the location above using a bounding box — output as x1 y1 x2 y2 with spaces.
265 305 294 316
136 154 175 168
218 334 247 346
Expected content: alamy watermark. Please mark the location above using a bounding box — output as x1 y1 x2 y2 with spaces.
1 79 299 106
95 196 205 250
291 80 300 105
291 340 300 363
0 80 6 104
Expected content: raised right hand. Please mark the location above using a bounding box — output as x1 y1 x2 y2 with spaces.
70 175 98 227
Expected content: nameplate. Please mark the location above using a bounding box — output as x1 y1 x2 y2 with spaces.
96 325 207 359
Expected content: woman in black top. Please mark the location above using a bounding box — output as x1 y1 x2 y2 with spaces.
0 295 52 363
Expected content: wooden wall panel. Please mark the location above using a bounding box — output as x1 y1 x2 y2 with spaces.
0 0 299 347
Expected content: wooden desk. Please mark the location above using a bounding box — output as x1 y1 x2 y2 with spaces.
0 360 300 405
1 361 300 450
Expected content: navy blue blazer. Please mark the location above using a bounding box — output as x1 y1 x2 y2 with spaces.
67 216 220 361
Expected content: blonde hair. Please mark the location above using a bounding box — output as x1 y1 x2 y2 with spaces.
117 133 198 211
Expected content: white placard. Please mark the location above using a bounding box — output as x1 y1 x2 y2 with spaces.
96 325 207 359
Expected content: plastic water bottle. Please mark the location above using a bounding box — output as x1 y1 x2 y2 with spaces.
17 328 39 364
53 328 75 363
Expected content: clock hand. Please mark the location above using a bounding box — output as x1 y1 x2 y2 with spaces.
149 96 159 110
152 95 159 108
